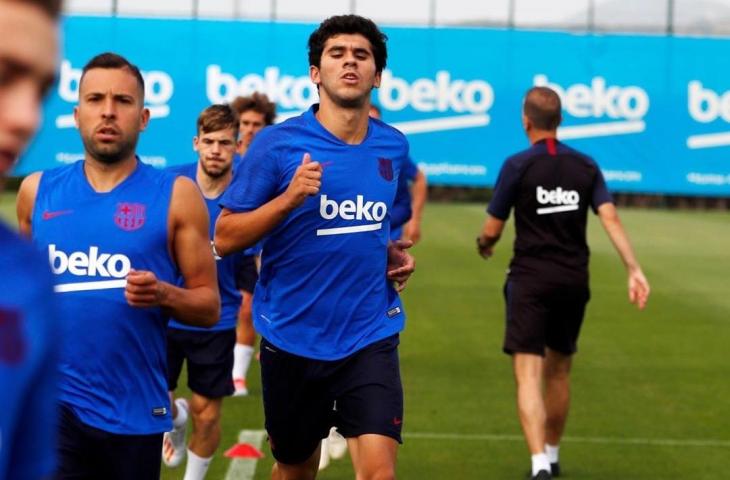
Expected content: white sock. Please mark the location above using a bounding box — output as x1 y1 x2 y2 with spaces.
545 443 559 464
183 449 212 480
232 344 254 380
172 398 188 428
531 453 551 476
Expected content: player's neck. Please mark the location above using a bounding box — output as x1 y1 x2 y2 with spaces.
83 153 138 193
528 130 557 145
196 166 232 199
315 99 369 145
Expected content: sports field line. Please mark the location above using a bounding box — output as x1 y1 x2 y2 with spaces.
224 429 267 480
404 432 730 448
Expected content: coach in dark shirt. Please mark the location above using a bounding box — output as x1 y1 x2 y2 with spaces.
476 86 650 480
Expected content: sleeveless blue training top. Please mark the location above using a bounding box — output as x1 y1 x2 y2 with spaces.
32 159 177 434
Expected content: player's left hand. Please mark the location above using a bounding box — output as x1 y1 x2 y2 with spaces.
125 269 166 308
387 240 415 292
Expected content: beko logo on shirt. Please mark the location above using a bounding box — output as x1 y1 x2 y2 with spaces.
317 195 387 236
536 186 580 215
48 244 131 293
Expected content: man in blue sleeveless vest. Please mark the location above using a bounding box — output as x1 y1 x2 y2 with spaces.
215 15 416 480
162 104 242 479
16 52 220 480
1 1 59 478
477 87 650 480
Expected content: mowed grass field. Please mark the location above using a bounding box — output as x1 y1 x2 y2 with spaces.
2 193 729 479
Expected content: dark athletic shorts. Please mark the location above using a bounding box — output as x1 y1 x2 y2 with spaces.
260 334 404 465
503 277 590 356
235 254 258 293
56 404 163 480
167 327 235 398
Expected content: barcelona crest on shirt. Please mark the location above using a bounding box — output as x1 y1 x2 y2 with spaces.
114 202 146 231
378 158 393 181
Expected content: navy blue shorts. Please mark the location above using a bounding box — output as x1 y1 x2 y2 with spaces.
167 327 235 398
235 254 258 293
55 404 162 480
503 277 590 356
260 334 404 465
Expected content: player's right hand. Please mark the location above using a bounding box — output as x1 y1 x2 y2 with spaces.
284 153 322 209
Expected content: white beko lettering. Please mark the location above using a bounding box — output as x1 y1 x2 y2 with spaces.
536 186 580 215
317 195 387 236
49 244 131 292
534 74 649 120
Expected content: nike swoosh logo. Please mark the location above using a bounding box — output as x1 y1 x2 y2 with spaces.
42 209 74 220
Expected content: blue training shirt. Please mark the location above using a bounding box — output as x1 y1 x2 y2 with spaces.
0 223 58 479
220 105 408 360
167 162 241 331
32 160 177 434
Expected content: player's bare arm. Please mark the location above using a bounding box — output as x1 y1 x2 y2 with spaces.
214 152 322 256
477 215 505 259
125 176 220 326
403 170 427 244
15 171 42 237
597 202 650 310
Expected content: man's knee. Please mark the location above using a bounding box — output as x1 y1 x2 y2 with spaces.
190 398 221 432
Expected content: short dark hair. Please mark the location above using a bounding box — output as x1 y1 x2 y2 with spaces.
197 104 238 136
11 0 62 18
308 15 388 73
523 86 562 130
80 52 145 101
230 93 277 126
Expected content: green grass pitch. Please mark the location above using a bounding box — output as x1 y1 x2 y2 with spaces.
2 194 728 479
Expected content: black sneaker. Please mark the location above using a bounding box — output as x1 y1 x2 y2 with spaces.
532 470 551 480
551 462 561 477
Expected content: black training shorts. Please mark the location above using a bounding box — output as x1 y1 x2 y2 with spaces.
167 327 236 398
260 334 404 465
502 277 590 356
235 254 258 294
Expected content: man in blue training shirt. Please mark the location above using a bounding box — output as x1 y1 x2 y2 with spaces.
161 104 242 479
215 14 415 480
16 52 220 480
0 1 59 478
476 87 650 480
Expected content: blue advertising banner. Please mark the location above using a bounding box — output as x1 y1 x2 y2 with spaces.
18 16 730 196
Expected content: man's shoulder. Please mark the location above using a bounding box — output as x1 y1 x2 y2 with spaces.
557 142 597 166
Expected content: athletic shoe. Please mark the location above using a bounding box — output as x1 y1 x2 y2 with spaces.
326 427 348 459
551 462 561 477
318 438 330 470
233 377 248 397
531 469 551 480
162 398 189 467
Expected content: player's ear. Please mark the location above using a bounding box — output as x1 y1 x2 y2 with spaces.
522 114 531 133
373 70 382 89
73 106 80 129
139 107 151 132
193 136 199 152
309 65 321 86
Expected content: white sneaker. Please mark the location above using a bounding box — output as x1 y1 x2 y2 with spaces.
162 398 188 467
327 427 348 459
233 377 248 397
318 438 330 470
